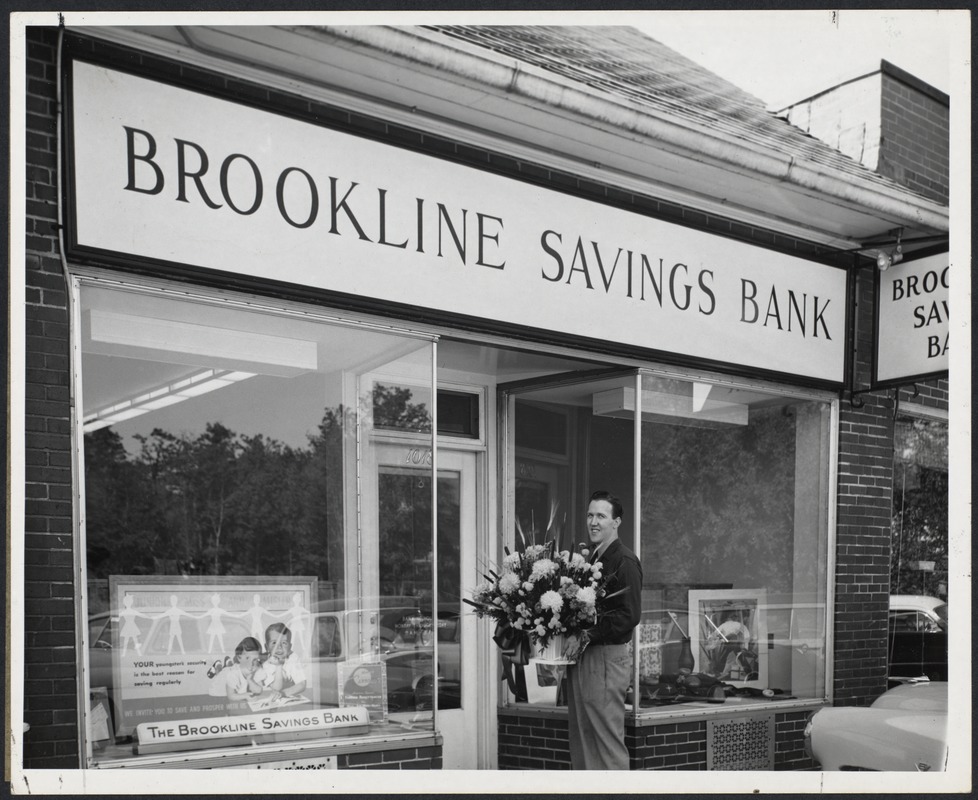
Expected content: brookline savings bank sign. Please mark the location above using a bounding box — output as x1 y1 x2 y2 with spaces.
67 61 848 385
135 706 370 754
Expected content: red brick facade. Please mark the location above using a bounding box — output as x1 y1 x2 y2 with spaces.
878 64 950 205
498 709 818 770
24 26 79 768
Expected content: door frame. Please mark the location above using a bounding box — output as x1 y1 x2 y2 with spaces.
360 375 496 768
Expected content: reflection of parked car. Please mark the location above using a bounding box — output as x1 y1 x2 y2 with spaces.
804 680 947 771
889 595 947 632
309 600 461 714
87 612 118 709
888 596 947 685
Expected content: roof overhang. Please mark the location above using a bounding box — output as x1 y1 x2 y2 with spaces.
74 23 949 256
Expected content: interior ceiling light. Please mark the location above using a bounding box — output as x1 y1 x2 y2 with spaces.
592 385 748 428
83 369 256 433
87 310 318 376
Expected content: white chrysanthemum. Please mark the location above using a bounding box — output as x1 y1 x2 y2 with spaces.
522 581 534 592
502 553 521 571
575 586 597 608
535 623 547 636
530 558 557 581
472 581 492 602
525 544 547 559
498 572 521 595
559 576 573 586
570 552 587 567
540 590 563 612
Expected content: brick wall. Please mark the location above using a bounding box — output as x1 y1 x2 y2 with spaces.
627 720 706 770
834 264 949 709
774 712 818 771
24 26 79 769
498 710 817 770
498 712 570 769
781 61 949 206
879 66 950 204
833 265 894 707
338 744 443 769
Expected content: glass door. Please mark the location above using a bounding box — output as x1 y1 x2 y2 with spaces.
368 444 481 768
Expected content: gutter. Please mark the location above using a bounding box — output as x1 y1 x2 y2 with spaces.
321 25 948 234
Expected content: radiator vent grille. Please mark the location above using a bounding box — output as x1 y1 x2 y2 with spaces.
706 714 775 770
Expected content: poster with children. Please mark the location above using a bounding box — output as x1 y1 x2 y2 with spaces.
106 577 317 737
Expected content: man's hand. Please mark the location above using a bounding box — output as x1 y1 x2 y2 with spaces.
563 632 590 662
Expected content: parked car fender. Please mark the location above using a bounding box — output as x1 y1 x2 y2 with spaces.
804 681 948 772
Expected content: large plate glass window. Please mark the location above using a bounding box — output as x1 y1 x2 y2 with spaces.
78 281 435 766
635 373 832 706
503 370 833 709
887 414 948 683
890 416 948 599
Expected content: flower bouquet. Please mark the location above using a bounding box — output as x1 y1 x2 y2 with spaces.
464 503 615 665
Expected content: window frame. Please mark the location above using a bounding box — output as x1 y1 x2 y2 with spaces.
69 271 442 767
500 365 840 716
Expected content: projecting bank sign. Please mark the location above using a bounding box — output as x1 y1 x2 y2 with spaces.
875 252 950 385
66 60 848 385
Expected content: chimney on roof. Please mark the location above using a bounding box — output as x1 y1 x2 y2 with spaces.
779 61 948 205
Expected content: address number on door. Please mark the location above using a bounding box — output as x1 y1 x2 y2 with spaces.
405 449 433 466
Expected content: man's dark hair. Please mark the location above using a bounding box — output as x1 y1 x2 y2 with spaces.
588 490 623 521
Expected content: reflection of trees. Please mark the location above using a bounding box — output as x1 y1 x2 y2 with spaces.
85 408 351 582
642 406 796 593
373 384 431 432
84 385 436 589
436 480 461 606
376 474 460 606
891 419 948 596
378 472 430 598
84 427 159 576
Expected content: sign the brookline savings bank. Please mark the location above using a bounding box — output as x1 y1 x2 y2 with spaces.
136 706 369 753
68 61 848 385
876 251 950 384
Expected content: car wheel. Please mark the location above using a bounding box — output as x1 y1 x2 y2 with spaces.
414 674 435 711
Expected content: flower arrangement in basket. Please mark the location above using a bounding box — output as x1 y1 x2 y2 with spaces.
464 501 618 664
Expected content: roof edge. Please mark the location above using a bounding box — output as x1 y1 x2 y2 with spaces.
881 59 950 107
326 25 947 233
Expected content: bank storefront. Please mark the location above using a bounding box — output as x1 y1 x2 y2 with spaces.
14 21 954 782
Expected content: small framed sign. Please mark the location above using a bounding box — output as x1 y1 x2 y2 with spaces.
338 661 388 721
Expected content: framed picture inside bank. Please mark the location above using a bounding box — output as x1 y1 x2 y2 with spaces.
688 588 768 689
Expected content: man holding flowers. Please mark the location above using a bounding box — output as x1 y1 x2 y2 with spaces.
563 490 642 770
